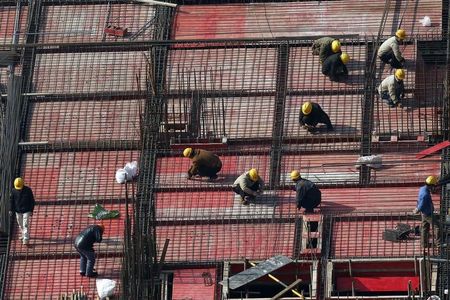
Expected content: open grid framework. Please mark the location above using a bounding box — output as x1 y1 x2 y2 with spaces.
0 0 449 299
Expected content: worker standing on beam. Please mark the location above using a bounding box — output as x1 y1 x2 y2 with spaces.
183 147 222 181
322 52 350 82
232 169 264 205
9 177 35 245
377 29 406 68
377 69 405 108
74 224 104 277
311 37 342 63
413 176 440 248
299 101 334 133
291 170 321 213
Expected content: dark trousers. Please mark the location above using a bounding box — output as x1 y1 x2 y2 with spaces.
379 51 403 68
233 182 260 199
76 246 96 275
197 166 221 178
421 213 440 247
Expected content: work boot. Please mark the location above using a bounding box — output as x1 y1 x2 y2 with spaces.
80 272 86 277
209 174 218 181
86 271 98 278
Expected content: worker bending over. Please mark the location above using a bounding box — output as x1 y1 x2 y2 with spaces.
322 52 350 82
311 37 341 63
183 147 222 180
299 101 333 132
291 170 321 213
74 224 104 277
232 169 264 205
378 29 406 68
378 69 405 108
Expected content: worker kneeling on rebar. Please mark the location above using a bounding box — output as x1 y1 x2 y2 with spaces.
378 29 406 69
232 169 264 205
311 37 342 64
413 176 441 248
291 170 321 213
299 101 333 133
378 69 405 108
183 147 222 181
322 52 350 82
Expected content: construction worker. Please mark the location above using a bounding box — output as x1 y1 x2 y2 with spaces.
378 29 406 68
9 177 35 245
299 101 333 132
413 176 440 247
232 169 264 205
291 170 321 213
311 37 341 63
183 147 222 180
74 224 104 277
378 69 405 108
322 52 350 82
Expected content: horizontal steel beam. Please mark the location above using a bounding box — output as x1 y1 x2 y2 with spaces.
19 139 140 152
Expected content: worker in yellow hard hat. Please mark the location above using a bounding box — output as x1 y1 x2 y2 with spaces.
413 176 440 247
377 29 406 68
311 37 342 63
377 69 405 108
183 147 222 181
322 52 350 82
10 177 35 245
291 170 321 213
299 101 333 132
232 169 264 205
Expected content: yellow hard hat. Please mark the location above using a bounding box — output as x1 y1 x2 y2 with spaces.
395 69 405 80
302 102 313 115
290 170 301 181
248 168 259 182
426 175 438 186
331 40 341 53
14 177 24 190
183 147 193 158
340 52 350 64
396 29 406 40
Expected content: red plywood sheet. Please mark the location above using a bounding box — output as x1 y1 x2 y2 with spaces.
336 276 420 292
0 6 28 45
39 4 156 43
416 141 450 159
155 155 270 188
166 47 277 92
331 218 423 258
33 52 146 93
4 257 122 299
156 223 295 262
27 100 143 142
172 268 217 300
173 1 441 40
9 203 129 255
21 151 140 201
284 95 362 138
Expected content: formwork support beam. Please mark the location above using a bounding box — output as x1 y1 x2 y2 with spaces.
269 42 289 189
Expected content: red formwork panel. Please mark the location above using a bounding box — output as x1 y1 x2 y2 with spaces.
156 222 295 262
0 6 28 45
32 52 147 94
288 45 366 91
275 186 440 215
284 95 362 138
20 150 140 201
39 4 156 44
155 155 270 189
173 1 441 40
331 217 423 258
171 268 217 300
27 99 143 142
9 203 129 256
4 256 122 299
166 47 277 92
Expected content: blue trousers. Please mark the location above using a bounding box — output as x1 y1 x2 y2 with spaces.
76 246 96 275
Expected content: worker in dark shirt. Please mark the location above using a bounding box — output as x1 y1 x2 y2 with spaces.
322 52 350 82
291 170 321 213
311 37 341 63
183 147 222 180
74 224 104 277
9 177 35 245
299 101 333 132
